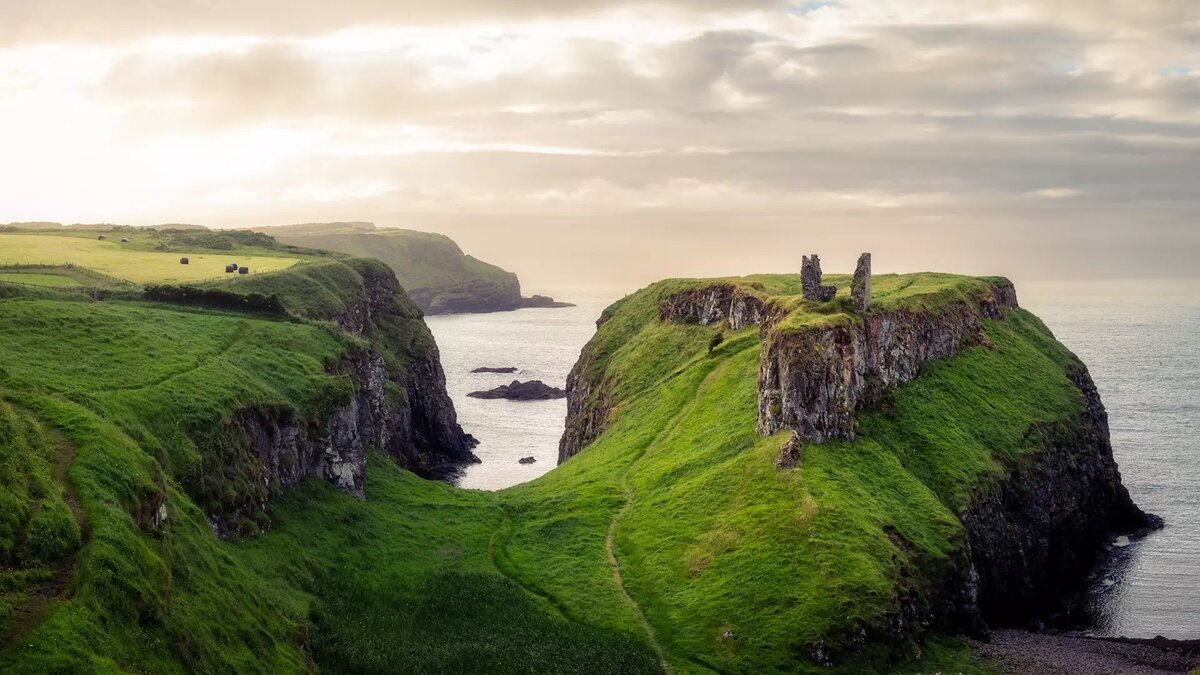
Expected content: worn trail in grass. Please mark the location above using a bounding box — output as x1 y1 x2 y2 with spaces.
0 420 87 657
0 267 1085 673
605 380 716 675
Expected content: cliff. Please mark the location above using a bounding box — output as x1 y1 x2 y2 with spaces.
557 271 1157 667
0 256 1164 674
257 222 566 314
0 246 489 670
202 257 478 533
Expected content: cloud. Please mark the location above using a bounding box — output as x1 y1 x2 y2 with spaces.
1 0 1197 283
1027 187 1081 199
0 0 785 46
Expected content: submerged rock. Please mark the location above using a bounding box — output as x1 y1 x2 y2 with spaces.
468 380 566 400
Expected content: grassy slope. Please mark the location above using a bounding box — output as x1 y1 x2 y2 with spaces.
0 253 657 673
260 224 521 312
1 266 1081 673
497 274 1078 673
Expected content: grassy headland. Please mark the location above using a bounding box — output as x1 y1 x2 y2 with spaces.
0 239 1091 673
256 222 527 314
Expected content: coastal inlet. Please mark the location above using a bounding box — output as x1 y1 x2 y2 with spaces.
426 293 614 490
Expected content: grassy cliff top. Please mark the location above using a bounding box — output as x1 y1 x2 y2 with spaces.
258 222 519 298
1 267 1079 674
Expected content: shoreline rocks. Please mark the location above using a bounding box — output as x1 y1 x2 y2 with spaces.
468 380 566 401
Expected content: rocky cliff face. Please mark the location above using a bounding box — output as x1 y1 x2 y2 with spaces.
757 280 1017 442
558 274 1155 637
962 364 1158 626
407 275 524 315
206 260 476 536
656 283 771 331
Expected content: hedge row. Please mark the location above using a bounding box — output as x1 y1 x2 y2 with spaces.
143 285 287 316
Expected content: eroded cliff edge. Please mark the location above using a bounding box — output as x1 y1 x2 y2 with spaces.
558 272 1157 644
179 258 478 536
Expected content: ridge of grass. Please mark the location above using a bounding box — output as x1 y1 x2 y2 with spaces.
1 268 1082 673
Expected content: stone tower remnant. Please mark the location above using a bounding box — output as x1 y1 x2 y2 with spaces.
851 252 871 311
801 254 837 301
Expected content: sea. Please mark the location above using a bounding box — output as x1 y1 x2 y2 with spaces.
426 279 1200 640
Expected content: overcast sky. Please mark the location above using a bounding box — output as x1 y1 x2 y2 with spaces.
1 1 1197 289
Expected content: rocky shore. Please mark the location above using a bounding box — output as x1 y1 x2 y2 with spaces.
971 630 1200 674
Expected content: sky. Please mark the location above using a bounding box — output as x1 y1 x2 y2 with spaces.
1 1 1197 290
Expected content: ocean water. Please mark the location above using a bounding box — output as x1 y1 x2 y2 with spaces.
427 280 1200 639
1021 280 1200 640
425 295 616 490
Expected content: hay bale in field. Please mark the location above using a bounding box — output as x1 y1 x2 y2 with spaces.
179 257 189 265
225 264 237 273
97 234 106 240
120 238 129 243
238 266 249 275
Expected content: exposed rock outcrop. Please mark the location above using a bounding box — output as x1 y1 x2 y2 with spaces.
472 366 518 373
204 259 477 536
775 433 803 470
559 355 611 464
558 270 1157 662
961 364 1160 626
468 380 566 400
657 283 770 331
757 279 1018 441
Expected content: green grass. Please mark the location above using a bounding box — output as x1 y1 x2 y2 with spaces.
0 272 82 288
0 233 302 283
494 273 1082 673
259 223 522 313
0 269 1082 673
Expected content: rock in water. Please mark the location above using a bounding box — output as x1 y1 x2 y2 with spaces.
518 456 537 464
851 252 871 312
468 380 567 400
520 295 576 309
472 366 519 373
801 254 837 301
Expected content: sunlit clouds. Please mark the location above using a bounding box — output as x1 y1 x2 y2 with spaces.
0 0 1197 285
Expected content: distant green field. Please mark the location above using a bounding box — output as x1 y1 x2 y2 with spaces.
0 272 81 287
0 233 301 283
